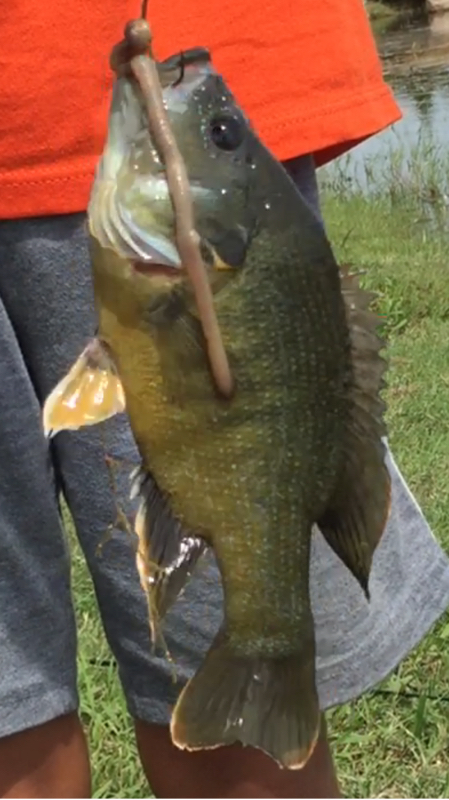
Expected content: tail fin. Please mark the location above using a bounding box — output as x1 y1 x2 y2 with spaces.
171 632 320 770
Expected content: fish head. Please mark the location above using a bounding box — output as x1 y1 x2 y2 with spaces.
89 47 264 310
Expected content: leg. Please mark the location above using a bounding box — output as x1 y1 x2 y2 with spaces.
134 717 339 798
1 213 332 799
0 268 90 797
0 714 90 799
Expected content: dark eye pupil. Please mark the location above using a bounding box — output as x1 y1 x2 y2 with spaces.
210 115 244 151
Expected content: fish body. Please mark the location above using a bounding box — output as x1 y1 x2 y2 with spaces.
44 49 390 768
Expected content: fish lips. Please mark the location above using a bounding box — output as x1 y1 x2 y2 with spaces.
131 259 181 279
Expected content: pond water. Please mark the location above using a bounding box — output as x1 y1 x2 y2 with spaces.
324 10 449 189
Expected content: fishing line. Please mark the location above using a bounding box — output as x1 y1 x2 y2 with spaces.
86 657 449 704
371 687 449 704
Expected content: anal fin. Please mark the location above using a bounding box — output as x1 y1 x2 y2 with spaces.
132 468 207 643
43 338 125 437
317 267 391 597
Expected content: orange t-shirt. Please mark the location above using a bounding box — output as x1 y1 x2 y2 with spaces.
0 1 401 219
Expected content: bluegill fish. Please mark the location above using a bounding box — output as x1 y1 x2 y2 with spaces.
44 47 390 769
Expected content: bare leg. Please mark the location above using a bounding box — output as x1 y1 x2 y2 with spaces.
0 713 91 799
135 716 340 799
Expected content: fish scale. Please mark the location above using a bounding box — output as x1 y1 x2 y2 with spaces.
92 222 349 673
44 48 390 769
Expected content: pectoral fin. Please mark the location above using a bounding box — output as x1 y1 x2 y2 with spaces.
317 267 391 597
43 338 125 437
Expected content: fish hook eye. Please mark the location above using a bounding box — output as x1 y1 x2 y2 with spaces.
172 52 186 88
159 48 210 87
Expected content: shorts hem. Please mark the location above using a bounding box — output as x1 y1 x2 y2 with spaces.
124 692 173 727
317 561 449 709
0 689 78 739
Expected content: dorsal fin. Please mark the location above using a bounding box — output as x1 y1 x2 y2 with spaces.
317 266 391 597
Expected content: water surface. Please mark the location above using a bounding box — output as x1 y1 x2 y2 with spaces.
323 11 449 190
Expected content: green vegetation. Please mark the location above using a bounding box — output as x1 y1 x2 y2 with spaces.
70 144 449 797
319 147 449 798
367 0 400 20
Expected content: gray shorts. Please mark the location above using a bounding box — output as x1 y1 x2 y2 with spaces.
1 157 449 739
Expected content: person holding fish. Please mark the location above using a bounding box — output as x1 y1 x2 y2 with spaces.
1 1 449 798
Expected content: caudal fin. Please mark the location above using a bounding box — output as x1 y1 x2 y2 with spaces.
170 632 320 769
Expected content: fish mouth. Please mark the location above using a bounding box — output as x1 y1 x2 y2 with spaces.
132 260 181 279
88 53 212 271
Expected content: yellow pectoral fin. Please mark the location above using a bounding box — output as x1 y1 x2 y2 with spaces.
43 338 125 438
212 249 234 271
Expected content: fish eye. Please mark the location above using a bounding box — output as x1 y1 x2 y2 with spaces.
209 114 245 151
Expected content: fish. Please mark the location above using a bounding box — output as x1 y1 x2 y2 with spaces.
43 46 391 769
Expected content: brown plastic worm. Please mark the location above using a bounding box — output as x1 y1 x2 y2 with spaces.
113 12 234 399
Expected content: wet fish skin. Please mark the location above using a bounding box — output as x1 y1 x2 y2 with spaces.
44 49 390 769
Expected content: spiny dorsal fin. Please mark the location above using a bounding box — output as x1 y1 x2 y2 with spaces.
317 266 391 597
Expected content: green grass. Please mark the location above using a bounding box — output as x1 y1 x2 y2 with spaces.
70 522 148 798
69 151 449 797
320 155 449 797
